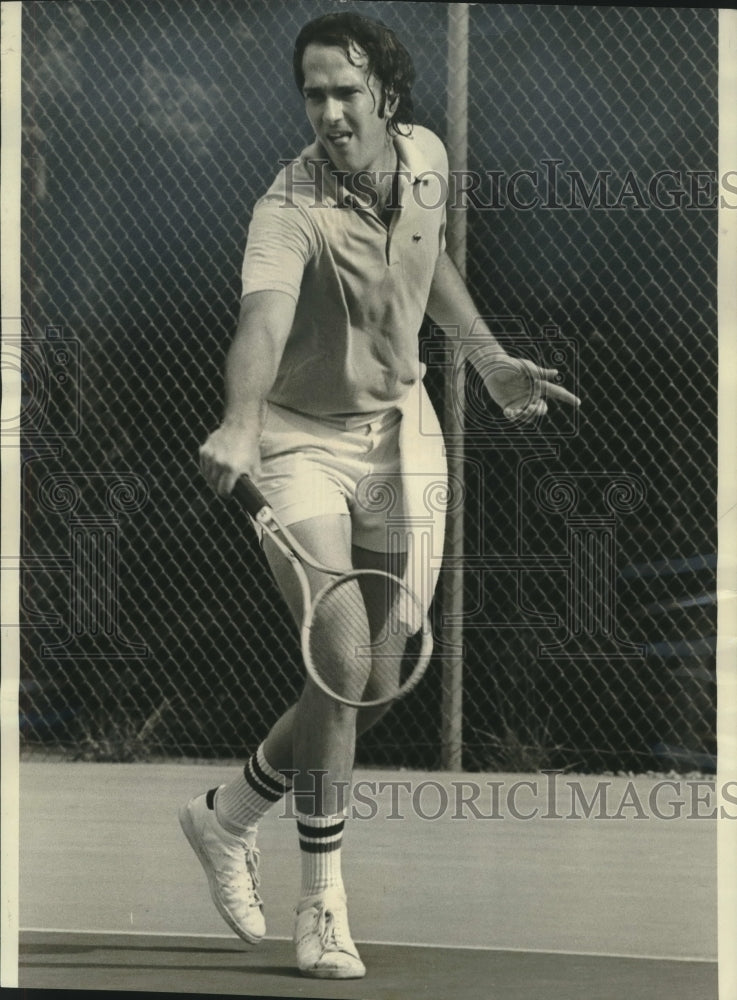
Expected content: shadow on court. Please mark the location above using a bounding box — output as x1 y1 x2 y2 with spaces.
19 930 717 1000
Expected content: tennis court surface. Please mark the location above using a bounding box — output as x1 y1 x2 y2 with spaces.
18 762 718 999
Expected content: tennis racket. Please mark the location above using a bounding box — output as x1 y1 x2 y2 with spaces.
232 476 433 709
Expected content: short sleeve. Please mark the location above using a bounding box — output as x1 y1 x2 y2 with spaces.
241 199 316 300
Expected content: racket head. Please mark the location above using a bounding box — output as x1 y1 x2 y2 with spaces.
301 569 433 709
232 477 433 708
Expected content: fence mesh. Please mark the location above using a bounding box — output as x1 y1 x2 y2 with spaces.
16 1 718 772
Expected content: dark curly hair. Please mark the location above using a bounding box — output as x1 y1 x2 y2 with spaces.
293 12 415 136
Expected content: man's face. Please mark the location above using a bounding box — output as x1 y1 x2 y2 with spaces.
301 42 396 176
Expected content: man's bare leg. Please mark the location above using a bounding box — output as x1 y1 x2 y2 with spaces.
261 537 409 789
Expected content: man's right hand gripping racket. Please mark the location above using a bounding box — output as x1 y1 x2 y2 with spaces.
232 476 433 709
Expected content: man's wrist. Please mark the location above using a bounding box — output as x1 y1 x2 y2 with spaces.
219 416 261 438
220 400 266 430
459 341 510 364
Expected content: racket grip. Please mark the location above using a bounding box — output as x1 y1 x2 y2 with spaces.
232 476 270 517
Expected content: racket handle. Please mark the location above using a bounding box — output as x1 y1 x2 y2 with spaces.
232 476 270 517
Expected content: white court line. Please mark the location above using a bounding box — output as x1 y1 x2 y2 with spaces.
19 926 717 965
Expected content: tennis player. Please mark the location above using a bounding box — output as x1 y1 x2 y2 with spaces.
180 11 580 980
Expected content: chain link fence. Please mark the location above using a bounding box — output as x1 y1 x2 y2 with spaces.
16 1 717 772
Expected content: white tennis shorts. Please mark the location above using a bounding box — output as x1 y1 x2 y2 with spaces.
253 401 407 552
252 382 449 618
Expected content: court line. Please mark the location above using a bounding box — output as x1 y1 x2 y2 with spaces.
19 926 717 964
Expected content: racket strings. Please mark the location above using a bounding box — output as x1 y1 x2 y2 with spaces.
308 579 374 703
306 575 423 705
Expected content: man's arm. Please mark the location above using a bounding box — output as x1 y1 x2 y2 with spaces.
199 289 296 495
426 251 580 420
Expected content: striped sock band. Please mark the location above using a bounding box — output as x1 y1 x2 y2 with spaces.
215 743 292 835
297 812 345 897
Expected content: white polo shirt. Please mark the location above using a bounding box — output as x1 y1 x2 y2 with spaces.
241 125 448 417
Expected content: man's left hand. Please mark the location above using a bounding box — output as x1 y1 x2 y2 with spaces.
475 350 581 424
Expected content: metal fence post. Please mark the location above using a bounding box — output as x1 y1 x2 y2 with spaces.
440 2 469 770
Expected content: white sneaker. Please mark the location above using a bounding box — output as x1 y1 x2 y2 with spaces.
293 887 366 979
179 787 265 944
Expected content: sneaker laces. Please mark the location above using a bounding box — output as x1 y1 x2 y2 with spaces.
243 845 262 907
317 902 354 955
219 841 262 905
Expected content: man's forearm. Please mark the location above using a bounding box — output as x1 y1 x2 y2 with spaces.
221 326 279 435
426 251 580 418
425 251 508 362
220 290 296 434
